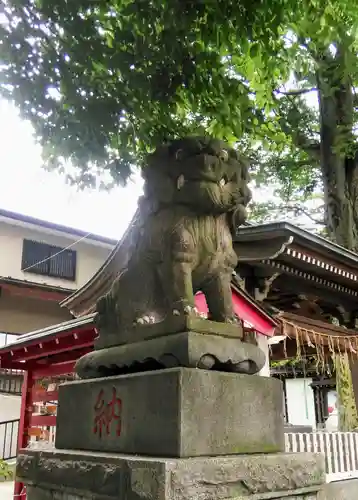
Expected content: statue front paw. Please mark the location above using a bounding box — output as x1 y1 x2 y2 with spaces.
227 316 241 325
207 314 240 324
172 305 200 317
134 315 156 326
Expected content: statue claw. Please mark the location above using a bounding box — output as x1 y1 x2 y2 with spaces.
173 306 200 317
184 305 200 316
226 316 240 325
135 315 156 325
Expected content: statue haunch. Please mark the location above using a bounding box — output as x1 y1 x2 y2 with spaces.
96 136 252 335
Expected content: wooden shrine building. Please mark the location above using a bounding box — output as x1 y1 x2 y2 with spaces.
235 222 358 428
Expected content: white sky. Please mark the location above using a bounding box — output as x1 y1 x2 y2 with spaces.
0 99 144 241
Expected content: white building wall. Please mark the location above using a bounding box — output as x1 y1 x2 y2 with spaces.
285 378 316 429
0 394 21 422
0 220 113 291
0 394 21 459
0 218 115 333
0 291 73 334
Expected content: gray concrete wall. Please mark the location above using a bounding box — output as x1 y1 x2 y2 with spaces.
319 479 358 500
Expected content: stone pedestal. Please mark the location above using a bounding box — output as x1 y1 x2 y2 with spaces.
55 368 284 457
75 318 267 379
17 448 325 500
16 365 326 499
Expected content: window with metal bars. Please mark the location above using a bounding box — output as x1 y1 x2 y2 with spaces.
21 239 77 281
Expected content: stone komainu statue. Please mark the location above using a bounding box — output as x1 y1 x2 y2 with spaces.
96 136 252 336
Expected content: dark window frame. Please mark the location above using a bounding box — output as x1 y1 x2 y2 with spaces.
21 239 77 281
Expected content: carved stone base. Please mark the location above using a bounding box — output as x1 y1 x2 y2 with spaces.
55 368 284 457
17 448 326 500
76 327 265 379
95 316 244 350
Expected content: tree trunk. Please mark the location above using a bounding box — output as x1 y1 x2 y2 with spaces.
316 50 358 251
316 48 358 431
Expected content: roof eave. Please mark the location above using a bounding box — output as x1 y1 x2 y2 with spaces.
0 313 96 354
235 222 358 265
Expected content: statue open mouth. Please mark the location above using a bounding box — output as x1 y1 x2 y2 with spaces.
176 174 229 190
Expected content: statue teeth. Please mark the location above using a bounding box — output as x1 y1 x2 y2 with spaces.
220 149 229 161
177 175 185 190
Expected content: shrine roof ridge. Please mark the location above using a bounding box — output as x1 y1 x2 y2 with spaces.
234 222 358 265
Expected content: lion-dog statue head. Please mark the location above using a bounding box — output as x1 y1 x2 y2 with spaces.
141 136 252 230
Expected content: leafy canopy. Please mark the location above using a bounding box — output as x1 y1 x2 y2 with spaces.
1 0 358 192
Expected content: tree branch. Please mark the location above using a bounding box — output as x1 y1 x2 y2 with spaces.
275 88 318 97
278 117 321 159
287 204 325 225
263 159 315 168
272 96 321 160
253 201 325 226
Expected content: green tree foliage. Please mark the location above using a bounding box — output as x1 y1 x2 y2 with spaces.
0 458 14 481
2 0 358 248
0 0 289 187
335 354 358 431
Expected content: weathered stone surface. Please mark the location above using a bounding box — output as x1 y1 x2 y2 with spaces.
55 368 284 457
318 479 358 500
17 449 325 500
95 316 245 350
283 496 318 500
26 487 86 500
25 485 322 500
167 453 324 499
76 330 266 379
